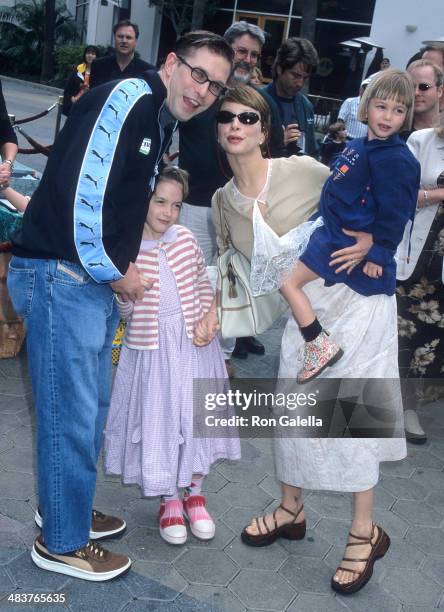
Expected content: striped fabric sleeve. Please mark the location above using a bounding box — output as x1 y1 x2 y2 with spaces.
114 294 135 320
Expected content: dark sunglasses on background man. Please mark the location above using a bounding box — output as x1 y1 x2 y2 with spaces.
215 110 261 125
416 82 436 91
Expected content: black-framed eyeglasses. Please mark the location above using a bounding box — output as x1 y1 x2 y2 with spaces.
176 55 227 97
416 82 435 91
232 46 261 62
215 110 261 125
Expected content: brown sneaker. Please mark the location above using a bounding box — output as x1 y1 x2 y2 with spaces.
31 536 131 581
35 508 126 540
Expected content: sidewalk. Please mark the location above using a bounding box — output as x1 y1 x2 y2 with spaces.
0 318 443 611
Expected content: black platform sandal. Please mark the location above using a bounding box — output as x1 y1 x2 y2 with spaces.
241 503 306 547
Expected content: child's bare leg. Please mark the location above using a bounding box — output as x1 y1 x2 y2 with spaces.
280 261 319 327
281 263 344 382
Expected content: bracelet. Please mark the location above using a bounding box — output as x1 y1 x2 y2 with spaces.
3 159 14 169
423 189 428 203
113 293 127 305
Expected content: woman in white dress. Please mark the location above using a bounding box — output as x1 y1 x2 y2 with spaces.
195 84 409 594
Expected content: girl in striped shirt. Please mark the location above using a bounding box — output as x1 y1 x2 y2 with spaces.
104 166 240 545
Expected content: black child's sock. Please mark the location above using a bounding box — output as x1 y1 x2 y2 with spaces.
300 318 322 342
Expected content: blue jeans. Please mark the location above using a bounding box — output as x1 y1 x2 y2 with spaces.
7 256 118 553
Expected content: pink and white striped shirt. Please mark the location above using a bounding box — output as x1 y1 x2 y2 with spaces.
116 225 214 350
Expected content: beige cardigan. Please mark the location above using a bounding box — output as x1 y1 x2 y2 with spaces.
211 155 330 260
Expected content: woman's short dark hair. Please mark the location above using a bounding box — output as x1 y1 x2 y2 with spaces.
174 31 234 65
83 46 99 62
219 85 271 154
156 166 189 201
113 19 139 39
272 38 318 79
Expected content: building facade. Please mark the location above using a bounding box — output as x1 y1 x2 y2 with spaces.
69 0 444 98
68 0 162 65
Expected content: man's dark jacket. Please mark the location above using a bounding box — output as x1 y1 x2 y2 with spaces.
12 71 175 283
90 55 153 89
0 80 17 146
265 81 318 158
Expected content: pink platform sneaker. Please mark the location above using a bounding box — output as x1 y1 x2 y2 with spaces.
183 495 215 541
297 330 344 383
159 499 187 545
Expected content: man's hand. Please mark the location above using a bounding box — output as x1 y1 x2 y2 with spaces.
283 123 301 146
110 262 153 302
363 261 383 278
329 229 373 274
193 311 220 347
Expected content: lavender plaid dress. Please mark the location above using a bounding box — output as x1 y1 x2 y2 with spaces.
104 251 240 496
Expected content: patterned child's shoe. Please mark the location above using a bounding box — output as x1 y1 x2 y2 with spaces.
183 495 215 540
159 500 187 545
297 330 343 384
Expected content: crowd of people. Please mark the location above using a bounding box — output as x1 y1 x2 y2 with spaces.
0 18 443 598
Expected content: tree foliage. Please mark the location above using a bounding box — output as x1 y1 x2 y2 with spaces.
149 0 218 38
0 0 78 77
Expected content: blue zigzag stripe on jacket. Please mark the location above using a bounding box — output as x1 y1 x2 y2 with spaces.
73 78 151 282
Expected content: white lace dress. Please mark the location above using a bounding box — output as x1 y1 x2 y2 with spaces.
275 278 407 492
245 159 323 296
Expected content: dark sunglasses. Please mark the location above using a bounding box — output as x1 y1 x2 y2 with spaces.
416 82 435 91
216 110 261 125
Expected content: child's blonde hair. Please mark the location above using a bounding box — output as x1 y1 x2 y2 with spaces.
156 165 189 201
357 69 415 131
250 67 264 85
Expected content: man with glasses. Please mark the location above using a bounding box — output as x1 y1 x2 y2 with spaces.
178 21 287 370
224 20 264 84
8 31 232 582
265 37 319 157
402 59 443 139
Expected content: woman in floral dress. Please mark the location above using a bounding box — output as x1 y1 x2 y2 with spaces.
396 119 444 442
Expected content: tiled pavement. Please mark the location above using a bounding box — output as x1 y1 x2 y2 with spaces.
0 319 444 611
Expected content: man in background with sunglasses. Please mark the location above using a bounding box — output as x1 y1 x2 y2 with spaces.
178 21 286 369
401 59 443 140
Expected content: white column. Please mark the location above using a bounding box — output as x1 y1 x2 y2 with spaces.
86 0 100 45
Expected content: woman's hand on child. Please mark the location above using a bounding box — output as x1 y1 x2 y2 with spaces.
193 311 220 347
329 229 373 274
110 262 153 302
363 261 383 278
